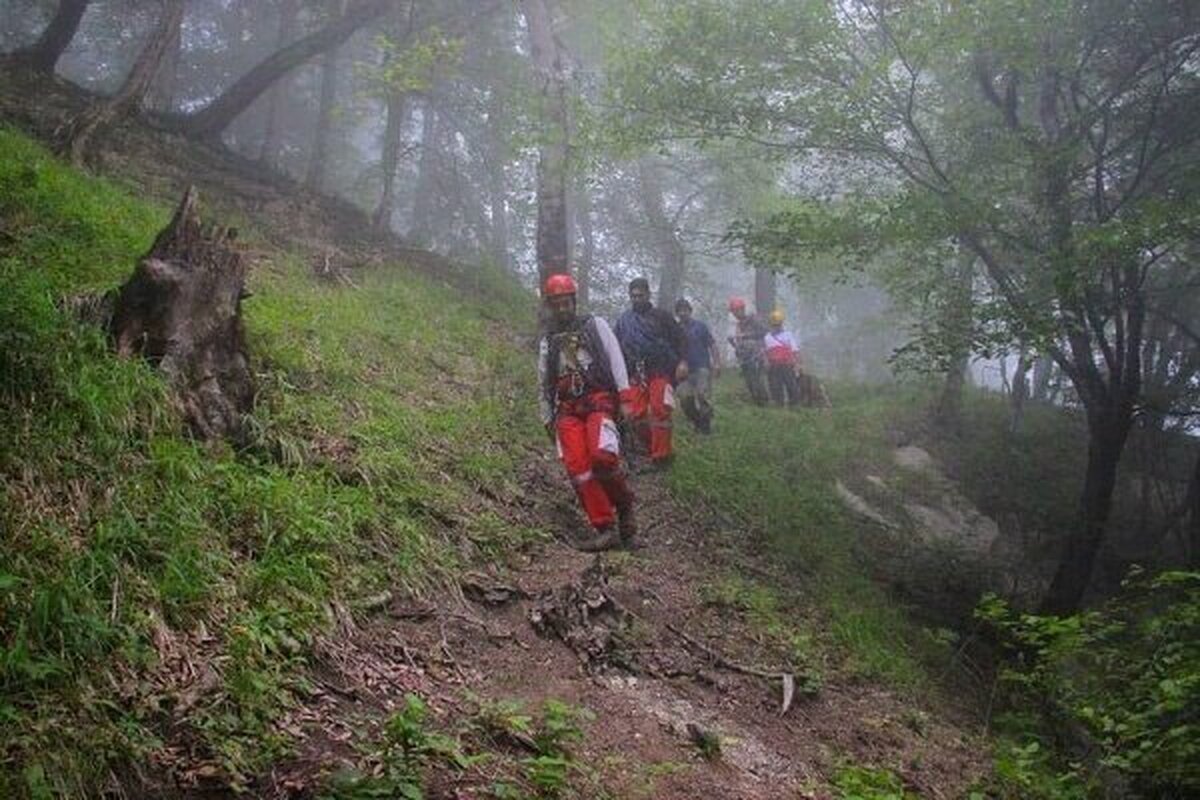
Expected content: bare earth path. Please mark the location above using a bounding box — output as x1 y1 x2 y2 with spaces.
198 450 992 800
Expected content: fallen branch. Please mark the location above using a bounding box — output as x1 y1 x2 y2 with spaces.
665 622 800 716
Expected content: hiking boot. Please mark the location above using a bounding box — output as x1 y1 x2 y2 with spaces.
617 503 639 550
571 526 621 552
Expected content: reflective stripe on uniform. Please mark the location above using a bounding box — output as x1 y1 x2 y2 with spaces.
571 470 594 486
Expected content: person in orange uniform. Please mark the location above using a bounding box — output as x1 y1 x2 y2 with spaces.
538 273 639 550
614 277 688 467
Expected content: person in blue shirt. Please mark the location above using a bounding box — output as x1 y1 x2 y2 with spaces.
674 298 721 434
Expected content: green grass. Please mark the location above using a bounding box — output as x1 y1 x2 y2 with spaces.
0 127 541 796
668 380 943 689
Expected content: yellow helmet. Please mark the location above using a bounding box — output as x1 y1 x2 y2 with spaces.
769 309 785 325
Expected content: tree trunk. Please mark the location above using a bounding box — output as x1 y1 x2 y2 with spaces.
3 0 90 74
109 187 252 441
574 188 593 308
148 6 183 113
487 164 511 270
372 91 409 232
258 0 300 164
637 159 686 308
1010 349 1031 433
1187 445 1200 568
934 355 969 430
172 0 393 140
521 0 571 290
1040 405 1133 614
60 0 186 166
1031 354 1054 402
754 268 776 315
409 100 440 245
305 0 350 191
932 249 975 430
485 85 511 271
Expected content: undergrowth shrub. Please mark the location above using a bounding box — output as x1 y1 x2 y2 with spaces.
977 569 1200 798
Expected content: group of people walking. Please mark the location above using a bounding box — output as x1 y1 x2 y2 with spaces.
538 273 814 551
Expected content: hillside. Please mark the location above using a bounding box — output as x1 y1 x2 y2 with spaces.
0 110 1007 799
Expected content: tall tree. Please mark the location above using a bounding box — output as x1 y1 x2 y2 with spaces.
409 99 440 244
521 0 571 288
258 0 301 164
305 0 350 190
60 0 187 166
2 0 90 74
637 158 687 307
148 5 183 113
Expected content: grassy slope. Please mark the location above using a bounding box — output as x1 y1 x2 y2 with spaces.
0 127 541 795
0 122 1129 798
668 381 946 689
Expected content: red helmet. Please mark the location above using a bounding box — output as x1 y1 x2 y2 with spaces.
728 296 746 312
543 273 577 297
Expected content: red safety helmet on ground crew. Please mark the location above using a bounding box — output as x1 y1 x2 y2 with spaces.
544 273 577 297
728 296 746 313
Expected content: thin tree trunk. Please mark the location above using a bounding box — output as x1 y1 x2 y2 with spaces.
1187 445 1200 568
172 0 393 140
1031 354 1054 402
258 0 300 164
148 7 183 113
637 159 686 307
935 356 969 430
305 0 349 191
485 85 511 271
1041 412 1132 614
409 100 440 245
487 166 511 269
574 188 593 308
521 0 571 289
754 268 776 315
933 249 975 430
372 91 409 232
371 1 417 232
4 0 90 74
1010 349 1031 433
60 0 186 166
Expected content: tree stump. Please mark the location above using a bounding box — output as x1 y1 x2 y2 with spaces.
110 187 253 441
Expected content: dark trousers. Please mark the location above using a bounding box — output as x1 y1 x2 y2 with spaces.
739 360 769 406
768 364 801 407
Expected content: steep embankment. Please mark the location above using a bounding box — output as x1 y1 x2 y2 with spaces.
1 114 991 799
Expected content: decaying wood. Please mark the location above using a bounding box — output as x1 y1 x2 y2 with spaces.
529 562 627 672
109 187 253 441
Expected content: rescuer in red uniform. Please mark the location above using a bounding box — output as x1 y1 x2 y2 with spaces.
538 273 639 550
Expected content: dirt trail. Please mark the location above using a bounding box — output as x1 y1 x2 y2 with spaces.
236 451 989 800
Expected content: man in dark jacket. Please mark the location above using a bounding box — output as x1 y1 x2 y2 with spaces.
614 277 687 465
